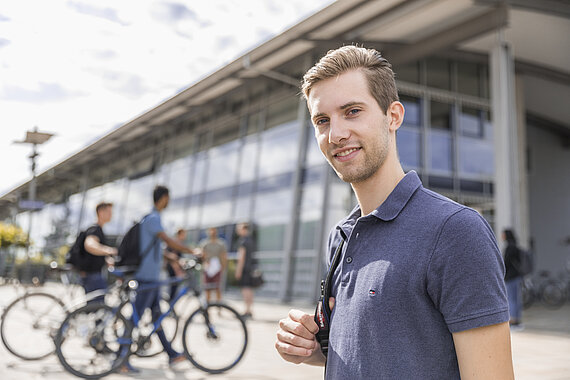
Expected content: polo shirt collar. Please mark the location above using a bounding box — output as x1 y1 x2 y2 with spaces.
338 171 422 236
370 170 422 221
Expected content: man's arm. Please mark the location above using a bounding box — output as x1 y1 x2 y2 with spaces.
452 322 514 380
235 246 245 280
157 231 193 255
84 235 117 256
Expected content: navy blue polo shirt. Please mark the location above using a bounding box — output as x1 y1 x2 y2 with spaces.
324 171 508 379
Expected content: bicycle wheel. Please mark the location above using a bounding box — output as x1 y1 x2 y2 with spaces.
182 303 248 374
540 280 566 309
55 303 131 379
132 298 180 357
1 292 66 360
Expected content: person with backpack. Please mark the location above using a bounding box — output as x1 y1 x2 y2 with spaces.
120 185 194 373
275 45 514 379
78 202 117 299
502 229 524 329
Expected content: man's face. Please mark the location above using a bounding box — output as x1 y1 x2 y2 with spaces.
99 206 113 223
308 69 392 184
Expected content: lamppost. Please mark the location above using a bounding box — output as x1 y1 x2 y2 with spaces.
14 127 54 281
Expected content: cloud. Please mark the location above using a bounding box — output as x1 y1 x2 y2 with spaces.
1 82 82 103
66 1 128 26
216 35 236 50
92 49 117 60
0 38 10 48
100 71 149 99
151 2 199 23
0 14 10 22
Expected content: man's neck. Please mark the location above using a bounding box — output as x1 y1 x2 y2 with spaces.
351 156 405 216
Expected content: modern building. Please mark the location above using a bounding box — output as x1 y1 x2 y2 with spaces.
2 0 569 301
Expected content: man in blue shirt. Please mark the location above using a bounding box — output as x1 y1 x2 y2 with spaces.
122 186 195 373
275 46 514 379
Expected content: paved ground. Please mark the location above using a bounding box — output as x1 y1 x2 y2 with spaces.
0 283 569 379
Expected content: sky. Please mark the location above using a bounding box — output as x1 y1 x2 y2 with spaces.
0 0 335 196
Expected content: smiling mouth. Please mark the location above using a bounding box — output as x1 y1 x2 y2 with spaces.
335 147 360 157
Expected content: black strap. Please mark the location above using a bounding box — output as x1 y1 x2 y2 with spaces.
315 239 344 360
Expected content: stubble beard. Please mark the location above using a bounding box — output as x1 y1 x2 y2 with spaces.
328 121 390 184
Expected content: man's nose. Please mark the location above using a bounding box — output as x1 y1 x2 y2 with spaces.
328 118 351 145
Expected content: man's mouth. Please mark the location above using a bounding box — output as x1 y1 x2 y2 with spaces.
335 147 360 157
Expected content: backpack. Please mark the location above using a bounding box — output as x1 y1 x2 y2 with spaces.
117 216 157 267
516 248 533 276
65 230 88 270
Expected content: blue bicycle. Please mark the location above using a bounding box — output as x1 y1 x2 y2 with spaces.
54 259 248 379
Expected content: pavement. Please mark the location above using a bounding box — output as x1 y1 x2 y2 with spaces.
0 283 569 380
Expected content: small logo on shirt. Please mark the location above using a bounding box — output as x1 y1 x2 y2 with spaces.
369 289 376 296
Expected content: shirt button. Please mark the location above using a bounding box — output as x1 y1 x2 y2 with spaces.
346 256 353 264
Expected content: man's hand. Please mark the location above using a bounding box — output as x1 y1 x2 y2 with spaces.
275 309 325 366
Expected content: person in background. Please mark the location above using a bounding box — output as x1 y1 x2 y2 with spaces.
199 227 228 304
81 202 117 301
503 228 524 329
164 228 187 301
235 223 255 319
121 186 195 373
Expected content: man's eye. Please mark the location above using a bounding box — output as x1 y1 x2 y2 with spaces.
348 109 360 116
316 118 329 125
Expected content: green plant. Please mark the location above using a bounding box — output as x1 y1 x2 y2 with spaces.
0 222 28 249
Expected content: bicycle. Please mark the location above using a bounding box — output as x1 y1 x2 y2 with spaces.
521 270 567 309
54 258 248 379
0 263 179 361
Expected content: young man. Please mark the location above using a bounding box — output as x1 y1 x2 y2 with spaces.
275 46 514 379
122 186 195 372
81 202 117 297
199 227 228 303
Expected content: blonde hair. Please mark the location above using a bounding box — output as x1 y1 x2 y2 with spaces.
302 45 398 114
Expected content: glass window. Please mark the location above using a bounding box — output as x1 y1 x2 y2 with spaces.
396 62 419 84
430 130 452 173
102 178 128 235
397 128 421 169
296 182 324 250
254 188 293 227
457 62 480 97
400 95 421 126
257 223 286 251
258 121 299 178
201 200 233 227
246 112 261 136
266 97 298 131
458 136 494 177
206 140 239 190
426 58 451 91
459 106 483 138
80 185 105 231
233 195 252 223
238 136 258 183
430 100 452 130
123 175 155 226
213 121 240 147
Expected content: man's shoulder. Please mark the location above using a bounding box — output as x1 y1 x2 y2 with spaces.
85 224 103 236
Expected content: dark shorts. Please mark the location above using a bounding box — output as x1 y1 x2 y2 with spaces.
203 271 222 289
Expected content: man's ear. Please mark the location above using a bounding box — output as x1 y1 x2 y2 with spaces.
388 101 405 132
